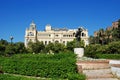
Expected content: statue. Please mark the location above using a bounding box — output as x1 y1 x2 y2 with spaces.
75 27 83 42
74 27 84 57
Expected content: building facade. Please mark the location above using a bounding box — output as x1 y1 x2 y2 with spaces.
25 21 89 47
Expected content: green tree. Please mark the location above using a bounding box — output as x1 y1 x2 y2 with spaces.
0 39 8 45
117 19 120 39
45 43 54 53
98 28 106 45
0 44 5 55
66 40 76 51
27 41 45 53
105 30 111 44
5 44 16 56
111 28 119 41
14 42 26 53
110 19 120 41
89 36 94 44
66 39 84 51
54 42 65 53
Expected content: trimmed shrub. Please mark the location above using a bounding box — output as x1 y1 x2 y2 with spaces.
84 44 101 58
68 73 86 80
0 53 85 79
85 41 120 58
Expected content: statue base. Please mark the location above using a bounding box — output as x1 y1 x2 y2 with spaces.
74 48 84 57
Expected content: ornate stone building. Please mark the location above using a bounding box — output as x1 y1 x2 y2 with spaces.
25 21 89 47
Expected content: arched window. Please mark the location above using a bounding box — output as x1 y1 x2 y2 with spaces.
45 41 47 45
55 40 59 43
63 41 65 44
28 32 34 36
82 33 84 37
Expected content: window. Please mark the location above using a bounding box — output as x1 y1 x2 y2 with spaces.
63 35 66 37
55 35 58 37
49 41 51 43
55 40 59 43
82 33 84 37
63 41 65 44
28 32 34 36
45 41 47 45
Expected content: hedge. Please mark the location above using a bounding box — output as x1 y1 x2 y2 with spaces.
0 52 85 79
85 41 120 58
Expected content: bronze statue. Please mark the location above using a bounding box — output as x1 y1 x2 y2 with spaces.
75 27 83 41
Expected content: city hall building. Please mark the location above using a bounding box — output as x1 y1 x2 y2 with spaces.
25 21 89 47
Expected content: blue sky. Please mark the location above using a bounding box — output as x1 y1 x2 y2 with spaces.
0 0 120 42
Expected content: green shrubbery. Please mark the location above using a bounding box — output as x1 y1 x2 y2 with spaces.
67 73 86 80
85 41 120 59
0 53 85 79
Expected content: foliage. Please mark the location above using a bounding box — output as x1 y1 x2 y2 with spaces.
85 41 120 58
89 19 120 45
66 39 85 52
66 40 76 51
5 44 16 56
0 44 5 55
27 41 66 54
14 42 26 53
0 39 27 56
45 43 54 53
27 41 45 53
0 53 85 79
0 39 8 46
67 73 86 80
106 41 120 54
45 42 66 53
53 42 65 53
85 44 101 58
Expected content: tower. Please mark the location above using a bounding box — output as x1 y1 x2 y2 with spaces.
25 21 37 47
45 24 52 32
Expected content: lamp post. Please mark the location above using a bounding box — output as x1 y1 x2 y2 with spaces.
10 36 14 44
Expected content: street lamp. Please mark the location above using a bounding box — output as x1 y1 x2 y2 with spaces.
10 36 14 44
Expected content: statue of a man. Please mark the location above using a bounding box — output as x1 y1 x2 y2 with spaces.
75 27 83 41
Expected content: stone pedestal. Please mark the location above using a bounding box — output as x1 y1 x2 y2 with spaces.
74 48 84 57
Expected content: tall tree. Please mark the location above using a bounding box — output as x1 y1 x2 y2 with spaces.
98 28 105 45
45 43 54 53
5 44 16 56
105 30 111 44
14 42 26 53
27 41 45 53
